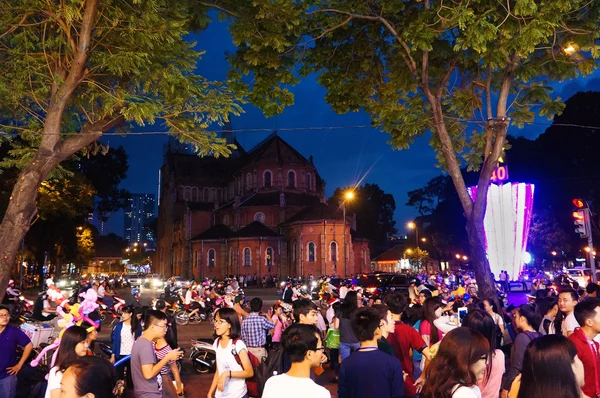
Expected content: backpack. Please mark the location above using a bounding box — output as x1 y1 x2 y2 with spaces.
255 347 286 396
222 338 261 397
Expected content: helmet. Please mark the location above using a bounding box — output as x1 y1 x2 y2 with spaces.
132 288 140 296
8 279 14 285
46 278 54 287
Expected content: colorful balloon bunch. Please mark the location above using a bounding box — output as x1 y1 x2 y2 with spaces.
31 283 99 369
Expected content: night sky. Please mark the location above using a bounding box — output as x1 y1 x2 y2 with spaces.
100 19 600 237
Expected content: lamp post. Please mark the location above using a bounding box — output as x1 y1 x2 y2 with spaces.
407 221 419 250
343 191 354 277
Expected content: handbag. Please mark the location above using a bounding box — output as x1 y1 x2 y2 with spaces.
325 328 340 349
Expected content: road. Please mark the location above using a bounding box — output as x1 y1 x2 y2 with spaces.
20 286 528 398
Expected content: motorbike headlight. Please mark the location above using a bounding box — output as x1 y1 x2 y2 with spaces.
59 281 66 287
280 282 285 287
302 285 307 290
19 295 24 300
311 281 318 287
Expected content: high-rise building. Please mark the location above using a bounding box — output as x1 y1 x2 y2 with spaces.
124 194 156 246
88 211 117 236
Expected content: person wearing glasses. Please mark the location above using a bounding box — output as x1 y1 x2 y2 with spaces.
131 310 182 398
262 324 331 398
207 308 254 398
0 305 33 398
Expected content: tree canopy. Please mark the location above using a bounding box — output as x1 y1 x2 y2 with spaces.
0 0 243 293
224 0 600 296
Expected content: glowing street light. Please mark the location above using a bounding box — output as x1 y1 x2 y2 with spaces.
462 255 468 261
407 222 420 250
455 254 461 259
405 249 413 255
420 237 427 242
342 190 355 276
551 251 557 256
585 246 592 253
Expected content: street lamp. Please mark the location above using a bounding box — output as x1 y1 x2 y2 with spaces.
551 251 557 256
407 222 419 250
455 254 461 259
342 190 355 277
462 255 468 261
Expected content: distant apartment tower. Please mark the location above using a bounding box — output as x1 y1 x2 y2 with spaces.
88 211 116 236
124 194 156 246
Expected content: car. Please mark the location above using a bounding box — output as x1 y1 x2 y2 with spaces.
172 276 193 288
126 274 145 287
55 277 77 290
145 274 165 289
565 268 600 289
357 273 410 296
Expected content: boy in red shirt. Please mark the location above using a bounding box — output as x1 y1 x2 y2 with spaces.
384 291 431 398
569 297 600 398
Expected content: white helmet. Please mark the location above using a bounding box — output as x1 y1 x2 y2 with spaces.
46 278 54 287
8 279 14 285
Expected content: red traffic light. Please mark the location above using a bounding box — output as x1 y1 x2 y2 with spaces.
573 199 585 208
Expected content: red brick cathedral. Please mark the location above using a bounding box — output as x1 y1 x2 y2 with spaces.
156 132 370 281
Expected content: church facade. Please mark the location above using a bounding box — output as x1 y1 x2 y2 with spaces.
155 133 371 280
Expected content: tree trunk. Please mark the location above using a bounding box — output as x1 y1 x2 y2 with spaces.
0 155 64 294
466 214 496 299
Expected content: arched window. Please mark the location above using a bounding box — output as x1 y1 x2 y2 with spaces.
223 215 230 226
246 173 252 190
244 247 251 266
264 170 272 188
307 242 316 262
287 170 296 188
207 249 216 268
306 173 312 191
203 187 209 202
254 212 265 223
330 241 338 262
266 247 273 267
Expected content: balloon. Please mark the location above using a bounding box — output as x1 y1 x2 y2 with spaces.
463 293 471 302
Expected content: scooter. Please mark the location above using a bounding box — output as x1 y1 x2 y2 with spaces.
190 338 216 374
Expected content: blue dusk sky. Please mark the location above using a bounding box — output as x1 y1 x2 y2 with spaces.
100 19 600 237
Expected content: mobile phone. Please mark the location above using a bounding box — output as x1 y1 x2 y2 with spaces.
458 307 468 323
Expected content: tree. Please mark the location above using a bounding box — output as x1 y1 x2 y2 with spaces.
0 1 243 293
225 0 600 297
76 226 95 268
528 210 571 259
329 183 397 254
406 175 448 216
405 248 430 271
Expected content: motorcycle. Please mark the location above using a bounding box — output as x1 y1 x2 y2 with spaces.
190 338 216 374
175 305 204 326
99 340 184 373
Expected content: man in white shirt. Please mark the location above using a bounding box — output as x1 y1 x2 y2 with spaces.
339 282 350 300
559 289 580 337
262 324 330 398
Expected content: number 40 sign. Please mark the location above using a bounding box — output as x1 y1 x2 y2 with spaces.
490 165 509 183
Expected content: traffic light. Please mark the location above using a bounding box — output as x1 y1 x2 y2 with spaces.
573 199 586 209
574 210 588 237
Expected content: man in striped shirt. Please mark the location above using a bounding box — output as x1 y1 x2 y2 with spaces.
241 297 275 359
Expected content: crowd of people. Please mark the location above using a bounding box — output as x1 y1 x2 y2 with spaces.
3 269 600 398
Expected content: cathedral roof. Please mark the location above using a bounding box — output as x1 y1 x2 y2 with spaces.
192 224 233 240
245 133 311 166
234 221 280 238
284 202 344 223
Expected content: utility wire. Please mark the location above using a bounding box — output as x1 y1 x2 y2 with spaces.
1 118 599 136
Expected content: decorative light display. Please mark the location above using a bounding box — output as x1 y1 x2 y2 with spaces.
468 183 535 280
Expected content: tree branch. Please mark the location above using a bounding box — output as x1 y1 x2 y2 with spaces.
306 9 418 78
436 58 457 100
57 114 124 158
198 2 238 17
0 13 32 41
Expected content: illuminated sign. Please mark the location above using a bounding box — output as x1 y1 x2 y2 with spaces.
490 165 509 183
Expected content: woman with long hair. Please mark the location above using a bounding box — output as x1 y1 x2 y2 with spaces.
45 326 89 398
270 302 290 350
462 309 505 398
420 297 444 347
501 303 541 398
420 327 490 398
482 298 505 335
512 334 585 398
207 308 254 398
536 296 558 335
110 306 141 388
338 290 360 361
